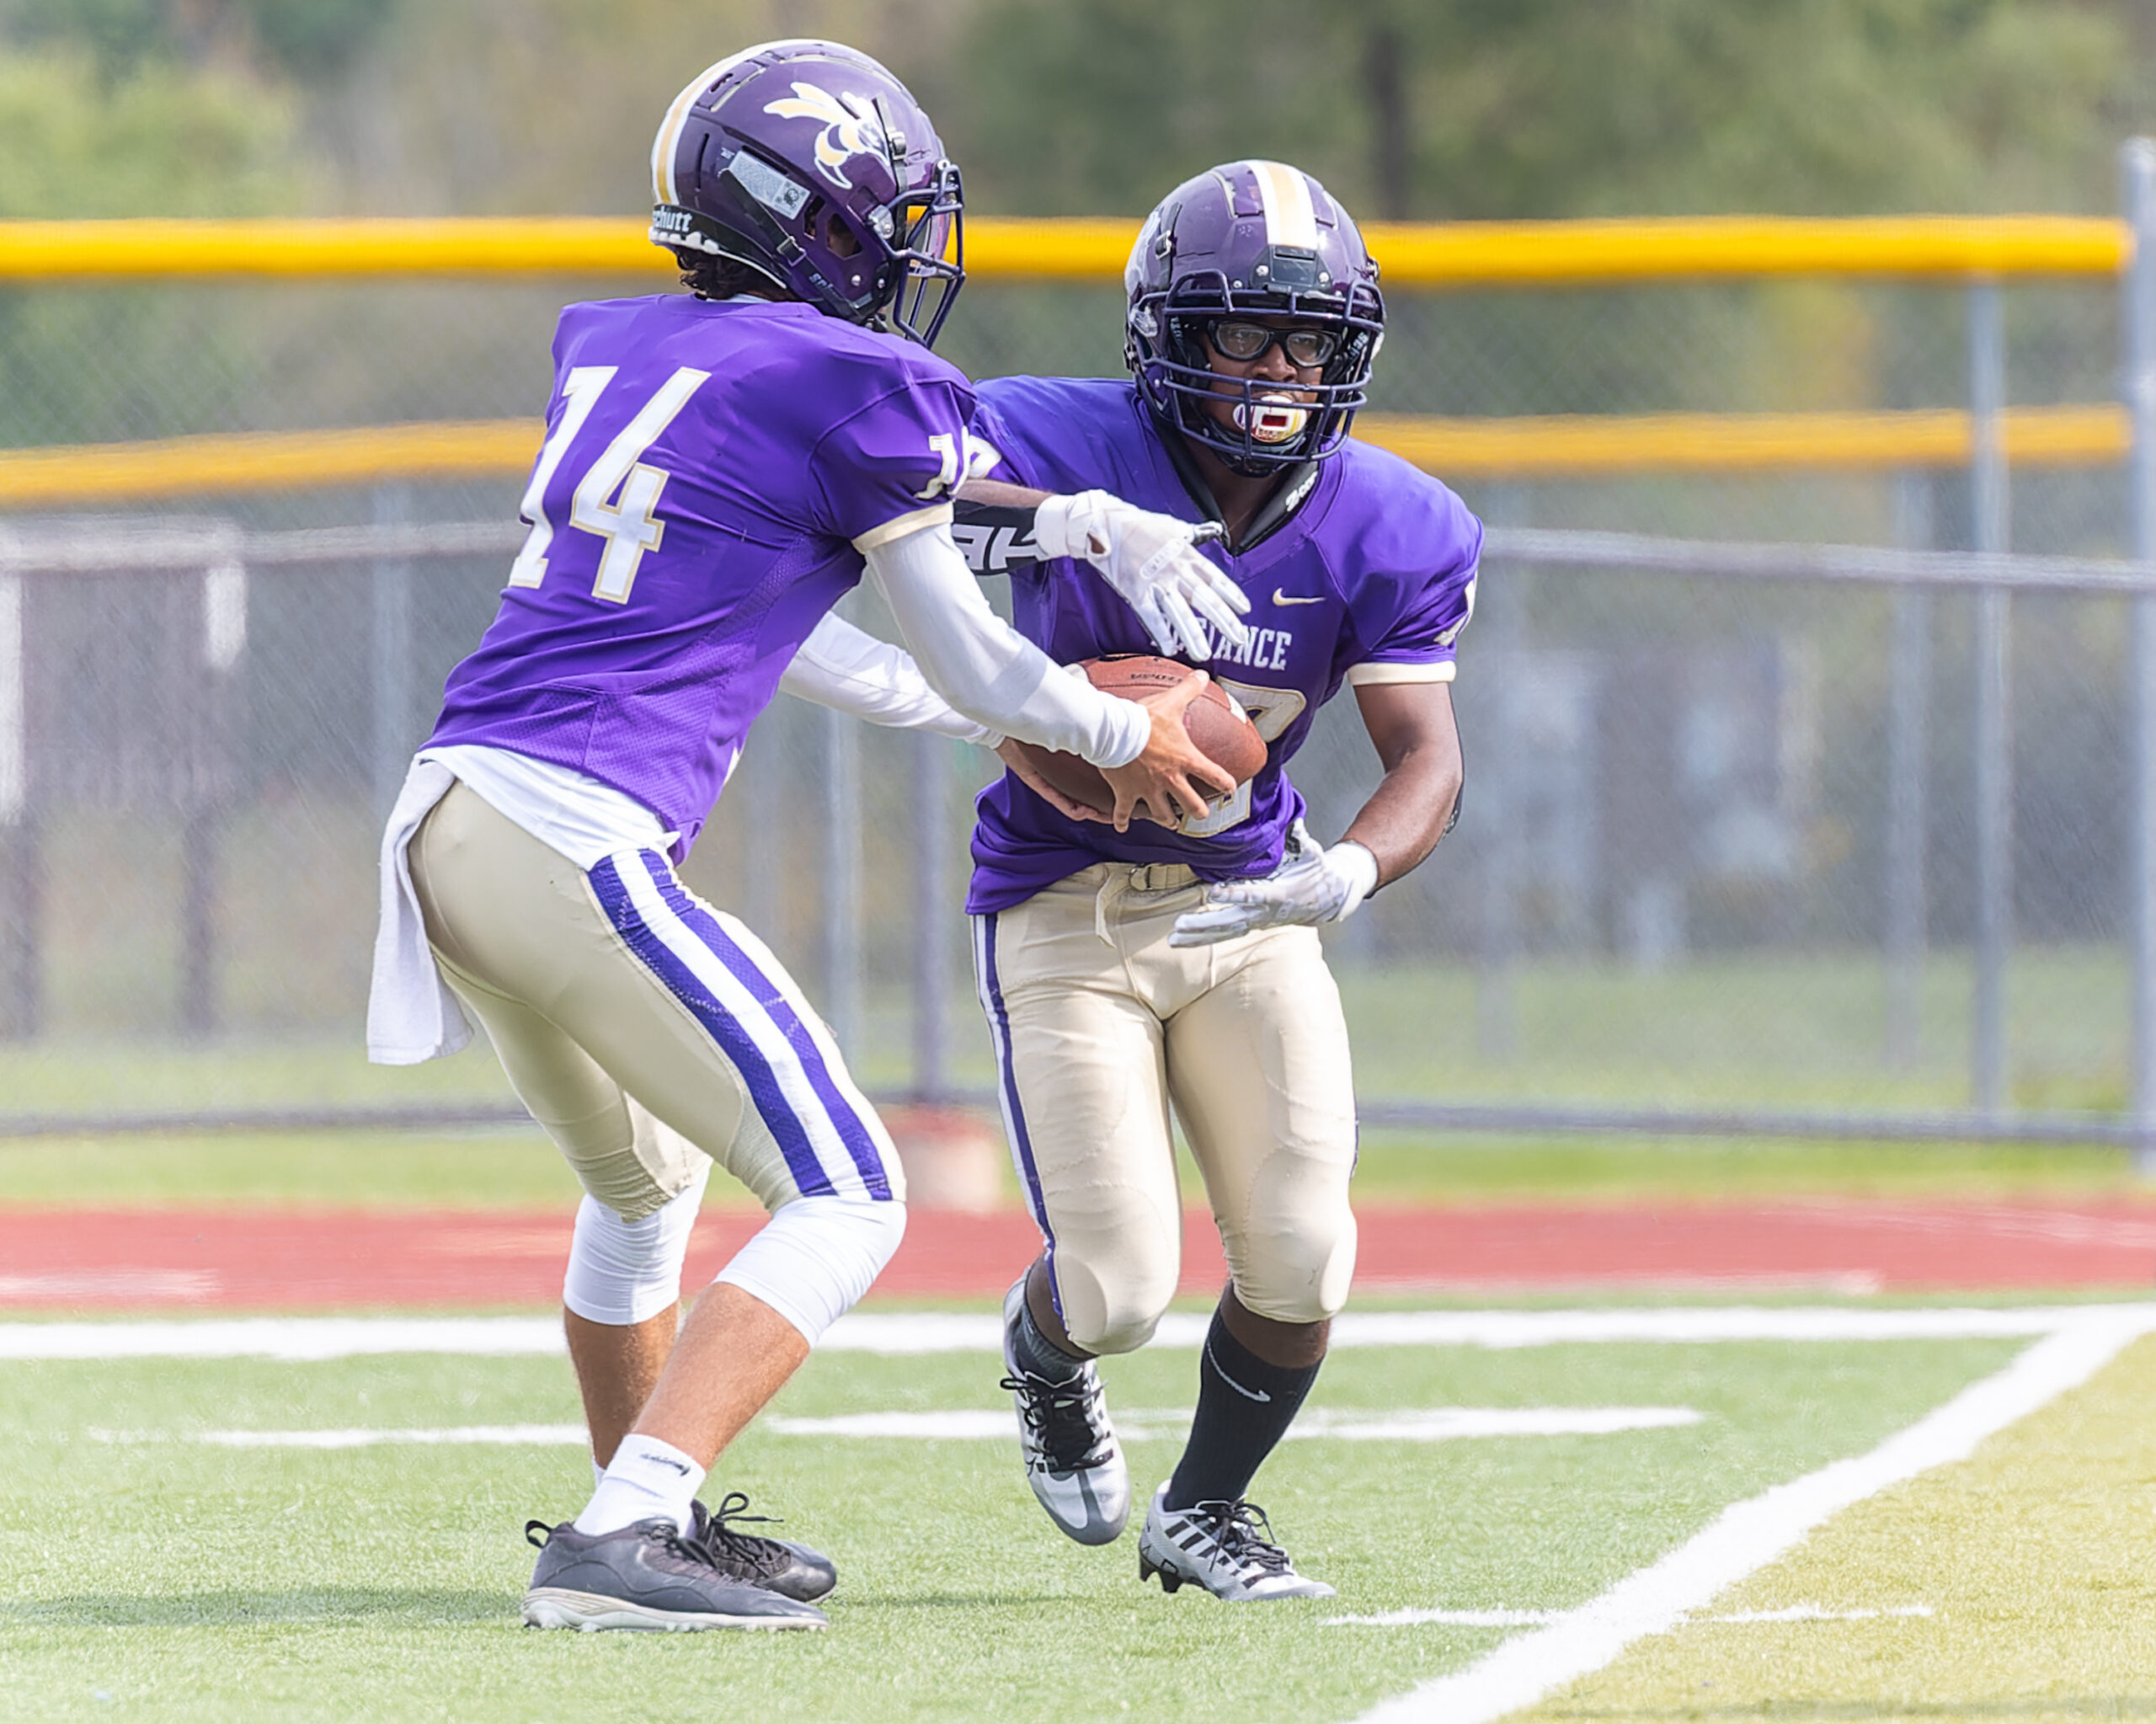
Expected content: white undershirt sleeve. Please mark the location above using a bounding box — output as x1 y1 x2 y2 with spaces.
779 613 1001 745
862 521 1150 769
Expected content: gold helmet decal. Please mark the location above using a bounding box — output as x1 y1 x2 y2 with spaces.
762 83 889 191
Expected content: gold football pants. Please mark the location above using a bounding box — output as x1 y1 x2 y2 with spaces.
408 780 902 1221
972 862 1358 1354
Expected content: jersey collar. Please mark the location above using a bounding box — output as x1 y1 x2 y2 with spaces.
1145 400 1322 555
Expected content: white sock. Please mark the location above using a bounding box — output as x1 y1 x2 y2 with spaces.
574 1434 705 1536
590 1457 606 1490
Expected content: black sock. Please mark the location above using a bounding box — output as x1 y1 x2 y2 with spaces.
1163 1309 1322 1512
1011 1294 1087 1383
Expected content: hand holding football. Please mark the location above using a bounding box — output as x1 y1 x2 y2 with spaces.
1005 656 1265 821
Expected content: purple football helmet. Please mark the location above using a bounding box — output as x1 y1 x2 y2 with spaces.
1125 161 1384 474
649 40 964 346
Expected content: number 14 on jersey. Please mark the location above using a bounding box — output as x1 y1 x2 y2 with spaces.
508 366 710 604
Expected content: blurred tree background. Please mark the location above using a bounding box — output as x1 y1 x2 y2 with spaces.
1 0 2149 221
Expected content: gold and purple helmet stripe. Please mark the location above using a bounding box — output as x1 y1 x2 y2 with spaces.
1237 159 1321 251
590 850 896 1202
649 39 827 206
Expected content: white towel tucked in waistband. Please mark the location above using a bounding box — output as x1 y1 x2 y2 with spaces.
365 757 470 1065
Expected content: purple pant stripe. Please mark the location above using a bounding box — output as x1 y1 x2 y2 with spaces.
589 854 835 1199
979 912 1056 1276
644 863 894 1201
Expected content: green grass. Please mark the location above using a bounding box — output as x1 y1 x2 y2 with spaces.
0 943 2132 1124
0 1125 586 1209
0 939 2146 1211
0 1332 2025 1723
1517 1334 2156 1721
1337 946 2130 1114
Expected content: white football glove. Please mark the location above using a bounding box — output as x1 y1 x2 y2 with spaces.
1034 489 1251 659
1169 821 1380 947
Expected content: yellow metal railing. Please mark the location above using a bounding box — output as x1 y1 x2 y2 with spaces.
0 213 2132 507
0 213 2129 285
0 406 2128 508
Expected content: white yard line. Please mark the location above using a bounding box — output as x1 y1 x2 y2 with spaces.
83 1406 1702 1449
766 1406 1702 1443
1353 1305 2156 1724
1703 1603 1934 1623
90 1423 590 1449
8 1304 2151 1361
1330 1603 1934 1631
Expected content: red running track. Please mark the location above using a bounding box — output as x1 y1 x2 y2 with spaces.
3 1200 2155 1309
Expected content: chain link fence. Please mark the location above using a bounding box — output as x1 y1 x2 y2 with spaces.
2 207 2151 1157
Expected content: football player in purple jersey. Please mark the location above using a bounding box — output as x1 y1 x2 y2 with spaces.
950 161 1476 1599
366 40 1254 1633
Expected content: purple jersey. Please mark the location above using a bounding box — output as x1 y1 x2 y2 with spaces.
428 294 970 858
965 376 1481 914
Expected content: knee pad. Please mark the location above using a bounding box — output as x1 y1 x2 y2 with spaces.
1228 1206 1358 1326
1049 1250 1175 1357
561 1161 711 1326
712 1195 906 1346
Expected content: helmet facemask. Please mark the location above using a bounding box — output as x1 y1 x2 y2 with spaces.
876 160 965 347
1123 162 1385 475
1134 270 1383 475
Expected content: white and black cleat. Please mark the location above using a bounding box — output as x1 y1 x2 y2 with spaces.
1137 1486 1336 1601
999 1280 1129 1545
520 1517 828 1631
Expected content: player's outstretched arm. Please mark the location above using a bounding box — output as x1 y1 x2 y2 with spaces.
778 614 1002 744
862 520 1234 832
954 478 1251 659
1169 681 1461 947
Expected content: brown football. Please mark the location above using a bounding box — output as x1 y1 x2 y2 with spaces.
1007 655 1267 820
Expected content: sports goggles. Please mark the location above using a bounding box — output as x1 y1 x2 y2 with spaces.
1207 319 1340 368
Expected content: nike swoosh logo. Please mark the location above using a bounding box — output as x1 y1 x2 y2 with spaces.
637 1451 692 1476
1273 589 1326 606
1204 1337 1273 1402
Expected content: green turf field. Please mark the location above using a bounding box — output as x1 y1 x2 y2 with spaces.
0 1316 2067 1723
0 941 2131 1120
1518 1330 2156 1721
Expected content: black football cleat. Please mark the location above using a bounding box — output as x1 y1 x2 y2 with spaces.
521 1517 828 1631
685 1492 837 1604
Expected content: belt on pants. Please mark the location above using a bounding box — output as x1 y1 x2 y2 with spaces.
1093 861 1202 944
